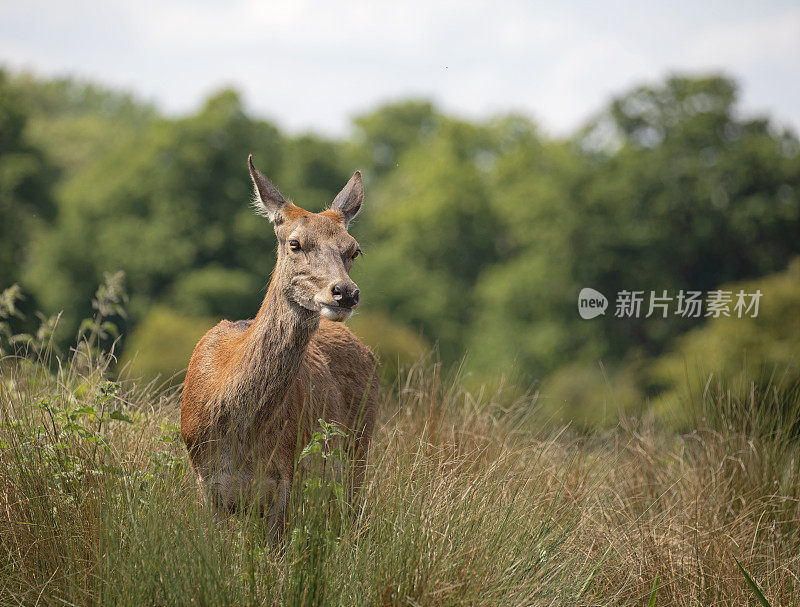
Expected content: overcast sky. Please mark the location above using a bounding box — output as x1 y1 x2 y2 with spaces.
1 0 799 137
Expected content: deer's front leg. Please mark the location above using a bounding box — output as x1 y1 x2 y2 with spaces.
267 477 291 541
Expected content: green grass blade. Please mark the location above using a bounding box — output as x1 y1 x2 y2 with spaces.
577 544 612 598
648 573 659 607
735 557 772 607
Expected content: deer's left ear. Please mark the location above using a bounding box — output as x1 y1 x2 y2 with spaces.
331 171 363 227
249 154 289 222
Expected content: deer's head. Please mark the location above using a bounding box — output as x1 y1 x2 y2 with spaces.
249 155 363 322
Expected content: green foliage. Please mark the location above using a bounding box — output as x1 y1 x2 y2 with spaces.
298 418 349 465
0 284 25 355
348 310 429 382
2 70 799 411
78 270 128 342
0 70 56 290
0 283 60 357
166 265 260 319
351 99 439 176
72 270 128 377
10 72 155 177
25 380 133 482
472 75 800 383
574 76 800 355
279 133 352 209
287 419 352 605
540 360 646 426
118 306 215 384
23 88 282 333
651 260 800 417
468 135 586 379
357 118 504 359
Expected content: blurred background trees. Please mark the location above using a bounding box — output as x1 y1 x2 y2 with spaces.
0 70 56 291
2 70 798 422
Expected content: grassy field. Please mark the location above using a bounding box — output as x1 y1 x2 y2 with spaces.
1 295 799 605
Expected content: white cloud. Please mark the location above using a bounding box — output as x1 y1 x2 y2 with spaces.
0 0 798 136
685 8 800 68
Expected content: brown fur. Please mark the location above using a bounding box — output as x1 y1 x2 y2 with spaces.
181 159 377 536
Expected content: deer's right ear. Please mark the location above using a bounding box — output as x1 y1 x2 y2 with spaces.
249 155 288 222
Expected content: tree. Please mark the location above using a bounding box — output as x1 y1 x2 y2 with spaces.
466 129 587 380
278 133 351 210
573 75 800 359
11 70 800 404
350 100 440 177
650 259 800 425
10 73 155 178
355 118 503 360
23 89 284 335
0 70 55 290
468 76 800 383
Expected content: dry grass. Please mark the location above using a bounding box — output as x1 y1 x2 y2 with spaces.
0 346 798 605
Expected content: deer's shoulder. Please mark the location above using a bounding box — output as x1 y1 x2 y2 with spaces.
313 319 376 363
304 320 378 413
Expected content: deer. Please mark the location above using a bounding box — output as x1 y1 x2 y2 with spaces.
181 155 378 538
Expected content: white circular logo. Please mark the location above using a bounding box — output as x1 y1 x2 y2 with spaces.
578 288 608 319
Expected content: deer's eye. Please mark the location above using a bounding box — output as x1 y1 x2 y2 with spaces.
352 248 361 260
289 240 302 251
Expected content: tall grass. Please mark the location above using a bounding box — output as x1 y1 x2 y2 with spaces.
0 282 798 605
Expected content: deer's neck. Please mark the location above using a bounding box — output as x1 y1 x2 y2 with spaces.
235 268 319 417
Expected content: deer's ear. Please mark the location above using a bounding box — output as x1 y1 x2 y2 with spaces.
331 171 363 227
249 155 287 222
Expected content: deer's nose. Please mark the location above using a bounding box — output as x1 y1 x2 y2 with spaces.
331 283 360 308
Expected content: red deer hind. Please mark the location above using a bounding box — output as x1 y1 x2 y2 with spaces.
181 156 378 537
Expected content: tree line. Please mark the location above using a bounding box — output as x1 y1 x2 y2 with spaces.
2 69 798 421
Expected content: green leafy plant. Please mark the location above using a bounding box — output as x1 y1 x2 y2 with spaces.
286 419 353 605
0 284 59 357
20 380 132 495
0 284 25 355
294 417 352 522
73 270 128 370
